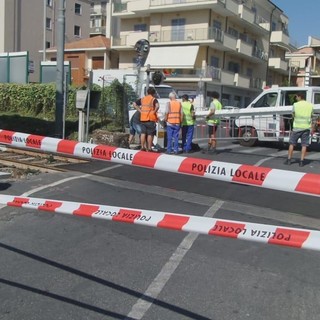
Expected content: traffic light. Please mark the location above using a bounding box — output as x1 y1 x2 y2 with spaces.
152 71 165 85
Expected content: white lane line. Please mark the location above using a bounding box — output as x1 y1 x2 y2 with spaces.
125 200 224 320
0 165 123 210
306 153 320 160
254 150 288 166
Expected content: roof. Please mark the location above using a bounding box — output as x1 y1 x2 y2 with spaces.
46 35 110 52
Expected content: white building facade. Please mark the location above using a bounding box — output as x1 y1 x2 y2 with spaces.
110 0 292 108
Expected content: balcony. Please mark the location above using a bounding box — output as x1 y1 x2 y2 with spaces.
252 46 268 61
113 26 224 48
113 0 225 16
90 26 106 35
234 73 250 87
113 31 149 47
222 33 237 51
236 39 253 57
255 15 270 33
250 78 263 89
90 7 106 15
225 0 239 15
238 4 255 24
220 70 235 85
163 66 219 80
268 57 288 71
270 30 290 47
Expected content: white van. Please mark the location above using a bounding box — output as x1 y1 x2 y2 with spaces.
233 86 320 146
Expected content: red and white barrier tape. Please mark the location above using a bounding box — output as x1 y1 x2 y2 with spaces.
0 129 319 197
0 194 319 251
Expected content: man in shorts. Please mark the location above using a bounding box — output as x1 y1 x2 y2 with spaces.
203 91 222 154
285 91 314 167
134 87 159 151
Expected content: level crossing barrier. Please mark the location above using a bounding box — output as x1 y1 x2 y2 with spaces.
0 129 319 197
0 194 319 252
193 105 320 145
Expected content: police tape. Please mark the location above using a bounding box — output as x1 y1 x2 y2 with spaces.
0 194 319 251
0 129 319 197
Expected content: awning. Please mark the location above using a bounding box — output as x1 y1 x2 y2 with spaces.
145 46 199 69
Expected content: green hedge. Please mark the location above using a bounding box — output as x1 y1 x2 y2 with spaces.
0 80 137 134
0 83 80 119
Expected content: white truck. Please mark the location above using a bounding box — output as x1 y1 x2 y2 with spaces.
196 86 320 147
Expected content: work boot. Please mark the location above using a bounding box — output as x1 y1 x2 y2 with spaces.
284 158 291 165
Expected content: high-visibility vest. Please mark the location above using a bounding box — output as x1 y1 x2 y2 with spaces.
293 101 313 130
140 95 157 122
207 99 222 125
182 101 195 126
167 100 181 124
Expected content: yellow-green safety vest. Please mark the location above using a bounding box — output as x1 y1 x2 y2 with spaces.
293 101 313 130
207 99 222 125
182 101 195 126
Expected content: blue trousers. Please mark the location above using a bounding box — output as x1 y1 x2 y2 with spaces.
182 125 194 152
166 124 181 153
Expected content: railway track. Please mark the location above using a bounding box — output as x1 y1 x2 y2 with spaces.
0 145 89 179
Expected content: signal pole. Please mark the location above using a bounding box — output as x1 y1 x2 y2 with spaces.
55 0 65 138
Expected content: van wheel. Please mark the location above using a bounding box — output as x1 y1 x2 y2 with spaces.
240 127 257 147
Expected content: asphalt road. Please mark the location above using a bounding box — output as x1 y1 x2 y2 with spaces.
0 140 320 320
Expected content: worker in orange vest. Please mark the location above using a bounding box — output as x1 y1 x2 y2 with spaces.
164 92 183 154
134 87 159 151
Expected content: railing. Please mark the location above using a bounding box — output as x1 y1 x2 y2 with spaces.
90 26 106 34
193 105 320 143
150 0 223 6
163 66 221 80
250 78 263 89
150 27 223 43
252 46 268 60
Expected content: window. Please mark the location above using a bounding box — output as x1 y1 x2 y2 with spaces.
46 0 52 7
46 18 52 30
74 25 81 37
171 18 185 41
75 3 82 15
314 93 320 104
228 61 240 73
134 24 147 32
253 92 278 108
228 27 238 38
46 41 51 49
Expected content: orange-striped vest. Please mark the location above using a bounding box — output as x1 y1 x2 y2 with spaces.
167 100 181 124
140 95 157 122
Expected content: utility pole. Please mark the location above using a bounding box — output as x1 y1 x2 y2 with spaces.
43 0 47 61
55 0 65 138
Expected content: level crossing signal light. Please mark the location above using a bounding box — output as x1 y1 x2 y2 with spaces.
151 71 165 85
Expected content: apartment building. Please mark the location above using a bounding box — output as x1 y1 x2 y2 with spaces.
111 0 291 108
0 0 91 82
286 36 320 87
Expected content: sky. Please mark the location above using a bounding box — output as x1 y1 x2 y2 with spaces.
272 0 320 47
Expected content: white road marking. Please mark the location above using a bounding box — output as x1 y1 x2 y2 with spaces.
20 165 123 197
125 200 224 320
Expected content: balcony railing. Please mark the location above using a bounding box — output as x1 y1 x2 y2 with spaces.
90 7 106 15
150 0 222 6
149 27 223 43
163 66 221 80
90 26 106 35
252 46 268 61
250 78 263 89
